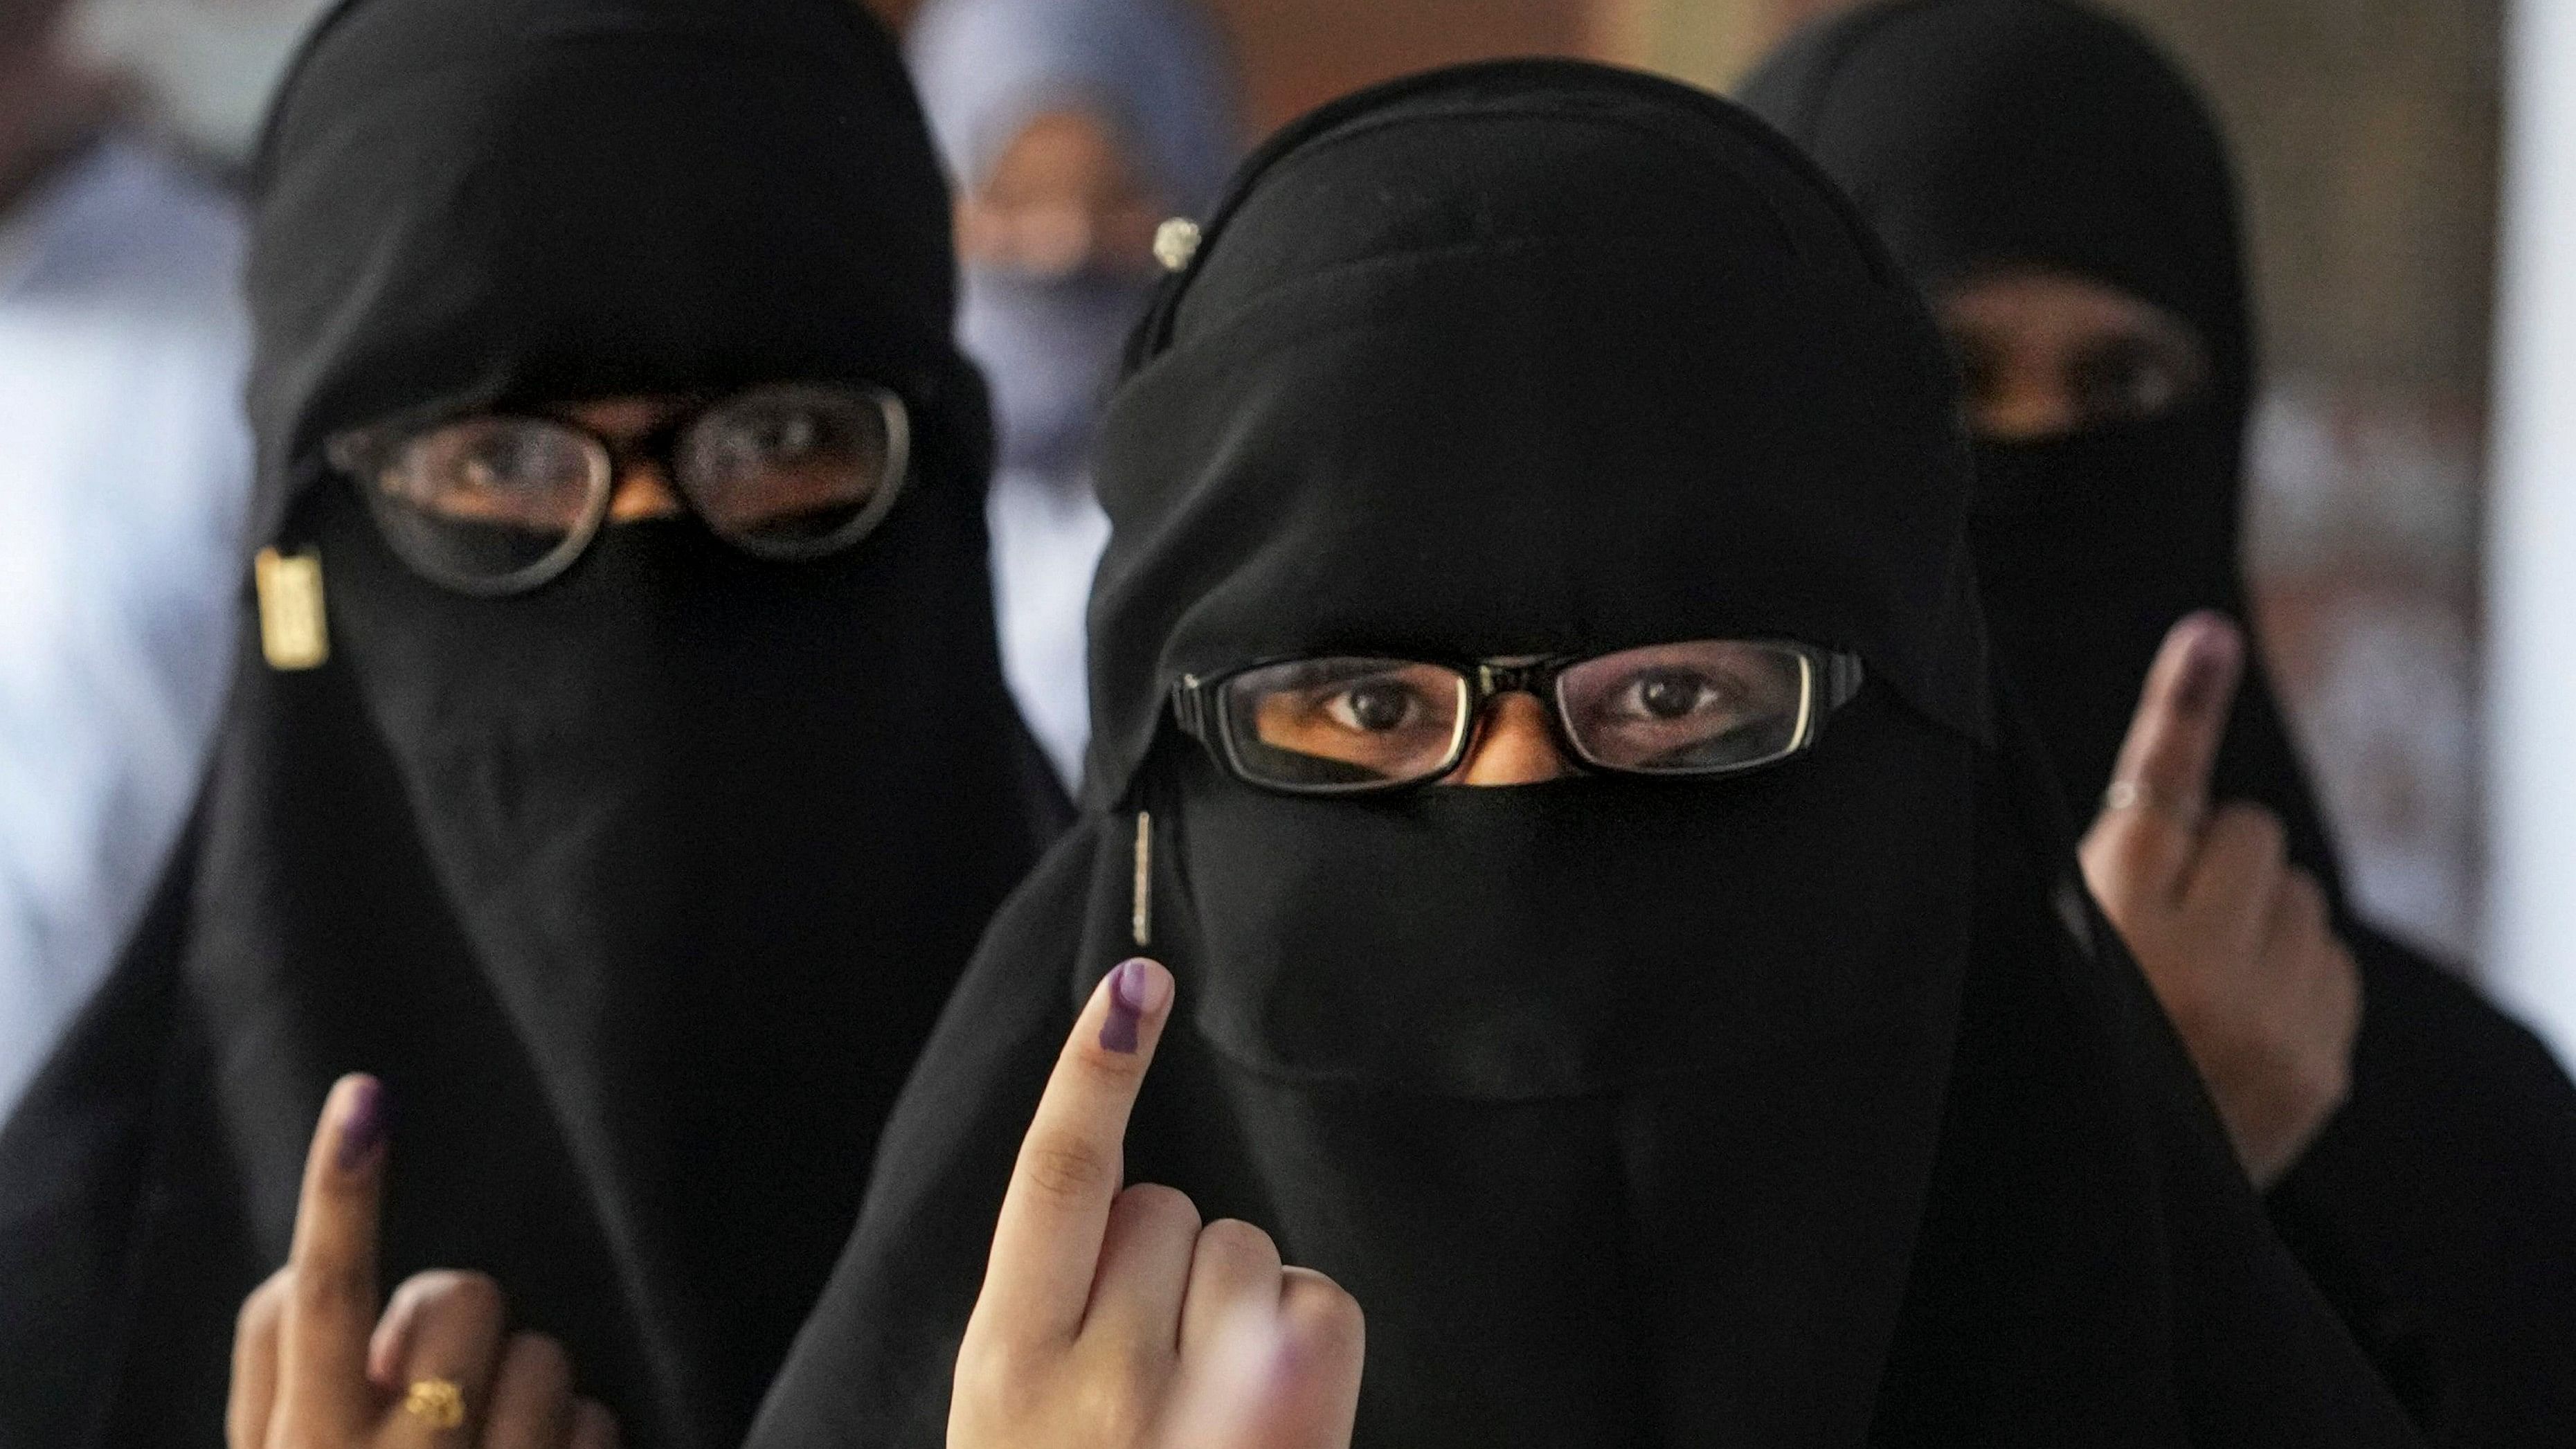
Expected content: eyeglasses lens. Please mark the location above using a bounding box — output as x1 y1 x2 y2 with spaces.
679 385 900 555
366 417 604 585
1553 640 1812 773
1221 658 1472 790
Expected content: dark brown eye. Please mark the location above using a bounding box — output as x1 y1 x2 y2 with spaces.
1634 669 1711 719
1337 681 1416 732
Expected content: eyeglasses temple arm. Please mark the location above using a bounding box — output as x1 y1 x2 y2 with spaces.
1824 653 1865 710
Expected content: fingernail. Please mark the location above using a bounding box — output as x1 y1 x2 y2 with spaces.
1099 958 1167 1054
336 1076 388 1171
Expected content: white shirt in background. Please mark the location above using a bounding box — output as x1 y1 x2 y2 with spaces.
988 465 1109 794
0 137 251 1117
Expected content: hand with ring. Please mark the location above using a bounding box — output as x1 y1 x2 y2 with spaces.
2079 612 2363 1188
227 1074 620 1448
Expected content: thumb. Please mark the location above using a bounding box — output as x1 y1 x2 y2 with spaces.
2088 612 2245 894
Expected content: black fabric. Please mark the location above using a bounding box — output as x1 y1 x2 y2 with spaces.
744 60 2417 1448
1743 3 2576 1441
0 3 1062 1446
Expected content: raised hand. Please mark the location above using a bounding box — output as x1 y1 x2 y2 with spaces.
2080 613 2363 1187
950 958 1364 1449
227 1074 619 1448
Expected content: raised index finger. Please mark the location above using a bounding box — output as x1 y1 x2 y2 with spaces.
2096 613 2244 879
277 1073 389 1432
975 957 1176 1346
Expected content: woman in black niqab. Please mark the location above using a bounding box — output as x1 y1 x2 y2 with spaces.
0 0 1060 1444
1744 4 2576 1439
744 60 2419 1448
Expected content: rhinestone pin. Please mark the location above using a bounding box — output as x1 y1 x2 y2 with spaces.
1153 217 1202 271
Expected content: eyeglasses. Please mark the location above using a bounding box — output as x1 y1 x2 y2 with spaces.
1171 640 1865 795
325 382 911 596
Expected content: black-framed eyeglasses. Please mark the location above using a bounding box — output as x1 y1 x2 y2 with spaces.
324 381 911 597
1171 639 1865 795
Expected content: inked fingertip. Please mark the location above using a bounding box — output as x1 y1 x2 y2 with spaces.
1099 957 1171 1054
2169 616 2242 715
2174 610 2244 660
1114 957 1171 1013
335 1074 388 1171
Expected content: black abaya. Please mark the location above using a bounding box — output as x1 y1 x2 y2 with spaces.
0 1 1061 1445
1743 6 2576 1439
744 60 2420 1448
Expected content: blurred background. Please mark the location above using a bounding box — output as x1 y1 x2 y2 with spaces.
41 0 2514 993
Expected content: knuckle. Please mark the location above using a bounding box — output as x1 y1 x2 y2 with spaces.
951 1332 1014 1407
503 1331 573 1392
438 1268 508 1324
2078 843 2150 908
1065 1364 1154 1446
1278 1270 1366 1358
236 1268 289 1335
398 1268 508 1342
1201 1215 1279 1254
571 1398 620 1449
289 1257 369 1317
954 1333 1050 1425
1021 1136 1116 1203
1115 1182 1202 1236
1196 1216 1281 1270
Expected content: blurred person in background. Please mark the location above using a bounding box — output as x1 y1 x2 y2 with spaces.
0 0 1062 1443
0 0 251 1117
1747 1 2576 1439
909 0 1239 791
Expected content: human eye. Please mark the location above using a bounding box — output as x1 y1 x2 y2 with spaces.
1599 665 1743 726
1317 674 1443 733
1230 659 1464 777
456 432 537 490
681 386 899 535
1560 642 1807 773
709 405 829 467
382 420 594 529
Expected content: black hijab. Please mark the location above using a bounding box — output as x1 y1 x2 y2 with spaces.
0 1 1061 1444
1745 3 2576 1439
744 60 2415 1448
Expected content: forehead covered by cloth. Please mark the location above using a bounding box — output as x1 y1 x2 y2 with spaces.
1084 60 1987 804
243 0 974 548
1740 0 2247 384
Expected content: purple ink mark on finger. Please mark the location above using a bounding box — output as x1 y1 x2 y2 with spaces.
1100 958 1151 1054
337 1077 388 1171
2171 613 2240 717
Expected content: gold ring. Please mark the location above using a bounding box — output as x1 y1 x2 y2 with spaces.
402 1377 467 1430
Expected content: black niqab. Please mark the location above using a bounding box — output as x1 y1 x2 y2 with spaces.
744 61 2416 1448
0 1 1061 1445
1744 3 2576 1439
